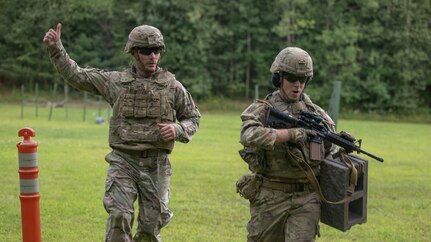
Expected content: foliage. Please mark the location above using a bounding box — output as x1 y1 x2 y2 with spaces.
0 0 429 112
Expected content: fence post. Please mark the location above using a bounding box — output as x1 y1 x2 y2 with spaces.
16 127 42 242
21 85 25 119
254 84 259 99
64 83 69 120
83 92 88 122
35 83 39 117
48 83 58 121
328 80 342 129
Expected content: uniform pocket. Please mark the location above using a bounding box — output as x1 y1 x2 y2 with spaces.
105 176 114 192
239 146 265 173
103 176 115 212
134 94 148 117
147 96 161 117
119 117 159 142
120 94 135 117
236 173 262 200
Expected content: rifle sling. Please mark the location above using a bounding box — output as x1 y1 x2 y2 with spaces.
256 99 273 107
286 147 358 205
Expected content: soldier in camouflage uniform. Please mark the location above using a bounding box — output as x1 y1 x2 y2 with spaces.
237 47 336 241
43 23 200 242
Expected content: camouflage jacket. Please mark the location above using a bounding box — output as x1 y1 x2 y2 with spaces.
240 90 335 182
47 41 200 152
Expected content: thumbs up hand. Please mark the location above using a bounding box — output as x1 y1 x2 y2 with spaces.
43 23 62 47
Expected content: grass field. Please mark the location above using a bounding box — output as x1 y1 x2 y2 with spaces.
0 103 430 242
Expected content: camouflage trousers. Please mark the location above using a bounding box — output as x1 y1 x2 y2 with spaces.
103 150 173 242
247 187 320 242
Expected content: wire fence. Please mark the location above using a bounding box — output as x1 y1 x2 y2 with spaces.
20 82 111 123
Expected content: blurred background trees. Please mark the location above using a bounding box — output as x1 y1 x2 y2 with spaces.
0 0 429 113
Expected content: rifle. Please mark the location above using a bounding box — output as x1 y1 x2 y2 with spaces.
264 106 384 162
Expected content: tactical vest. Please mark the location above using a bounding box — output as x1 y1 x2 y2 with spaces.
109 70 176 152
262 92 327 182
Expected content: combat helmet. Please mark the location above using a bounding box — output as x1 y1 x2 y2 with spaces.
124 25 165 53
270 47 313 87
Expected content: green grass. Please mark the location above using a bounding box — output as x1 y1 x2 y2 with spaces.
0 103 430 241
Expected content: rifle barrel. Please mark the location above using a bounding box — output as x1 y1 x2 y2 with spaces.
355 147 384 162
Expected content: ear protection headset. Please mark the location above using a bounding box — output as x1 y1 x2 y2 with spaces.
272 73 282 88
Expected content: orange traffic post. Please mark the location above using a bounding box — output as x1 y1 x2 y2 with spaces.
17 128 42 242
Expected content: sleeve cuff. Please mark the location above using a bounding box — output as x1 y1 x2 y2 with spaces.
174 123 190 143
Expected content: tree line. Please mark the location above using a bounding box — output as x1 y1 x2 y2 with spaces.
0 0 429 113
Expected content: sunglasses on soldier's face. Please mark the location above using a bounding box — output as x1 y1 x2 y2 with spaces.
282 72 309 84
137 47 162 55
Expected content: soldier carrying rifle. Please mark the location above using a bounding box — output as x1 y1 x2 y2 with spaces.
238 47 339 241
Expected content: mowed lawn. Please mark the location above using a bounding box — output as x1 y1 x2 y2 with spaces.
0 103 430 242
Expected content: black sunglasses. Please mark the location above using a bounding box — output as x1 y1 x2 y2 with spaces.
282 72 309 84
137 47 162 55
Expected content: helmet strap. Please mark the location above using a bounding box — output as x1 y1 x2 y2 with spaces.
278 79 290 101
